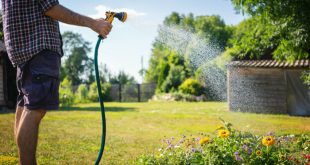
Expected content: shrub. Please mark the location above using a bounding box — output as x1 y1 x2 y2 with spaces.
59 78 75 107
160 65 186 93
102 83 112 101
195 62 227 101
137 119 310 165
88 82 99 102
75 84 89 103
179 78 204 96
88 82 112 102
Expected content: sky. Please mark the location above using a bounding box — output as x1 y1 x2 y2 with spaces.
5 0 247 83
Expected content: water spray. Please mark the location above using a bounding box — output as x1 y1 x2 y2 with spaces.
94 11 127 165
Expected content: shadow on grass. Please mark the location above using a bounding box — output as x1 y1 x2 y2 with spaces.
60 106 136 112
0 106 136 114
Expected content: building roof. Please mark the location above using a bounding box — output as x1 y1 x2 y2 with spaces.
228 60 309 68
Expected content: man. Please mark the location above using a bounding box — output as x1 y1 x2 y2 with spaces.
1 1 112 164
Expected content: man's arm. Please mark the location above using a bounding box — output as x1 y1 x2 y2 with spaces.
45 4 112 38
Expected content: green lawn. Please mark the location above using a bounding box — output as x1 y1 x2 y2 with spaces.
0 102 309 164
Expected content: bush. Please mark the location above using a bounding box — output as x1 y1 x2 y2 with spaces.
137 119 310 165
88 82 112 102
160 65 186 93
102 83 112 101
179 78 204 96
75 84 89 103
59 78 75 107
195 62 227 101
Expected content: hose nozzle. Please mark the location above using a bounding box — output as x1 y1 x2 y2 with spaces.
105 11 127 23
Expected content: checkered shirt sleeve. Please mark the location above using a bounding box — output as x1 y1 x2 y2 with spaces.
39 0 59 13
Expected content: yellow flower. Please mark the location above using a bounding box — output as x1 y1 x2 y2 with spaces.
199 137 210 145
256 150 262 156
218 130 230 138
262 136 275 146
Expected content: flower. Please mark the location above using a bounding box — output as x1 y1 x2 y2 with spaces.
233 151 242 161
242 144 252 154
218 130 230 138
247 148 253 154
262 136 275 146
235 155 242 161
199 137 210 145
242 144 248 150
256 150 262 156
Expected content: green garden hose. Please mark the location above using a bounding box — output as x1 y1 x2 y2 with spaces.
93 11 127 165
94 36 106 165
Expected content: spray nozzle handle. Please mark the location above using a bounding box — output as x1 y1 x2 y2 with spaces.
105 11 127 23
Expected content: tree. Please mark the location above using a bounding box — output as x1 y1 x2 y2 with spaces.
145 12 232 93
227 16 278 60
61 31 94 85
163 12 181 26
110 70 137 85
160 65 186 93
194 15 233 49
230 0 310 61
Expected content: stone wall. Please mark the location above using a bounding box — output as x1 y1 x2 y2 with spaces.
228 67 287 114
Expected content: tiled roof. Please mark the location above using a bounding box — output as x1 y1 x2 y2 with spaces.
228 60 309 68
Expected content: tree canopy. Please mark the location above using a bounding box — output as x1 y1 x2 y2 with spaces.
229 0 310 61
145 13 231 96
61 31 94 85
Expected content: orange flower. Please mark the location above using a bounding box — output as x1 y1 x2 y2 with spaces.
199 137 210 145
218 130 230 138
262 136 275 146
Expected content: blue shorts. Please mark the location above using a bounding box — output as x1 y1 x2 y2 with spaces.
16 50 61 110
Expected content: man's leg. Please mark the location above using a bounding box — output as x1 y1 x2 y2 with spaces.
14 106 24 141
16 108 46 165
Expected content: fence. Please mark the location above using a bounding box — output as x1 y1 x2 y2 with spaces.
110 83 157 102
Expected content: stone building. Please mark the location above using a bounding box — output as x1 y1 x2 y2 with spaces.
227 60 309 116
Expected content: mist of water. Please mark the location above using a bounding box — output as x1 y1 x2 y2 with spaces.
156 25 227 100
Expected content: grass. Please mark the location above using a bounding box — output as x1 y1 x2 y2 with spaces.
0 102 309 164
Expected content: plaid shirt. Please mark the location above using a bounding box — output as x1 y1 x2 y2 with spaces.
1 0 63 67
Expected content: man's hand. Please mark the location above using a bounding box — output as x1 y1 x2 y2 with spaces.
91 18 112 38
45 4 112 38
